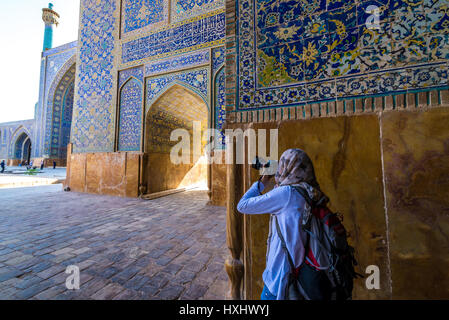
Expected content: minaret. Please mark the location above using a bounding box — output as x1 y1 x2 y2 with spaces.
42 3 60 51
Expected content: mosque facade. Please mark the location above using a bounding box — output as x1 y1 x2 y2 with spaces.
1 0 449 299
0 5 76 167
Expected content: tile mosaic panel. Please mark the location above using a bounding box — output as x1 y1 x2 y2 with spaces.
212 46 225 147
71 0 117 153
171 0 225 23
43 41 78 57
145 50 210 76
121 0 168 36
214 67 226 148
118 66 144 151
44 49 77 104
49 73 75 158
119 66 145 87
44 61 76 158
237 0 449 109
34 58 48 158
145 67 209 109
121 9 225 65
60 82 74 158
212 46 225 74
118 78 143 151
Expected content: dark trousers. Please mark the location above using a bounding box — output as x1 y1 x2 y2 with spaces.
297 263 332 300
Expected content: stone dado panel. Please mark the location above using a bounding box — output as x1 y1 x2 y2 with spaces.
67 150 141 197
228 104 449 299
382 107 449 299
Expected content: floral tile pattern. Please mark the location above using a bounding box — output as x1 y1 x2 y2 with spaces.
71 0 117 153
212 47 226 148
118 66 144 151
238 0 449 109
145 67 209 111
172 0 224 22
145 50 210 76
48 68 76 159
122 0 169 36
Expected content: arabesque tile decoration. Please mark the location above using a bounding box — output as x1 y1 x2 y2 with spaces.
172 0 225 22
43 55 76 158
121 9 225 65
145 50 210 76
212 46 226 147
237 0 449 110
118 66 144 151
145 67 209 111
48 66 76 158
121 0 169 37
71 0 117 153
70 0 227 153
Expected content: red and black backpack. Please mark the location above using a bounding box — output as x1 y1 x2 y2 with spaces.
292 185 363 300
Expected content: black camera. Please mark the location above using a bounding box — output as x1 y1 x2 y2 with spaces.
251 156 278 175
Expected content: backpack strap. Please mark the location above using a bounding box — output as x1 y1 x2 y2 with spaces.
291 185 315 207
274 215 296 271
290 185 312 261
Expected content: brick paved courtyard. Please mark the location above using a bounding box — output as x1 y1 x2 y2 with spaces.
0 185 228 300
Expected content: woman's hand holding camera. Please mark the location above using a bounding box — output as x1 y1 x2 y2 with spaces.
261 175 275 190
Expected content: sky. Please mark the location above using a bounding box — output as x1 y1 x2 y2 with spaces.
0 0 80 123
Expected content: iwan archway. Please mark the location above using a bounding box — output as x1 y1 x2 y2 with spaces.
144 84 209 194
13 132 32 165
46 63 75 166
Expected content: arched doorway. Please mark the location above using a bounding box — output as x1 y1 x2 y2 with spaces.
144 84 209 194
49 64 75 165
14 132 31 164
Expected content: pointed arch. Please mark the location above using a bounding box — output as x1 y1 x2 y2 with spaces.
146 79 210 114
11 131 31 162
213 65 226 148
45 62 76 160
117 76 143 151
9 126 32 156
43 54 76 159
143 83 209 194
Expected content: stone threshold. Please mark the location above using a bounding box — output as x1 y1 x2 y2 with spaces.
0 176 65 189
141 185 201 200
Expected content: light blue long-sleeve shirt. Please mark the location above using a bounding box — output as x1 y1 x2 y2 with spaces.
237 181 307 300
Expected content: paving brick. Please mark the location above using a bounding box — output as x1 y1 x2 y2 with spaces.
157 283 184 300
91 283 125 300
36 265 66 280
181 284 209 300
123 274 150 291
33 286 65 300
13 275 43 290
0 268 25 283
147 272 170 289
0 186 227 300
15 280 54 299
